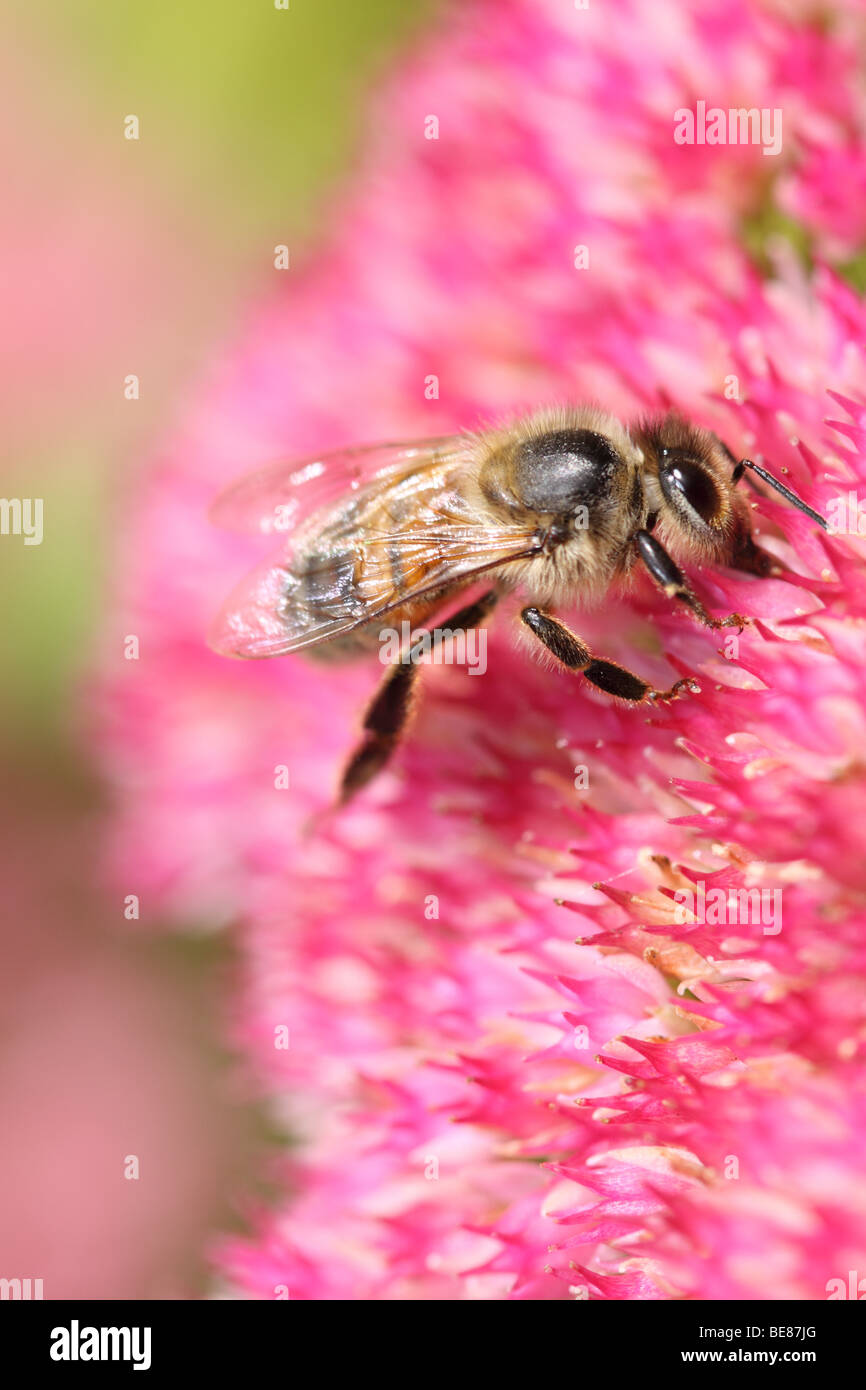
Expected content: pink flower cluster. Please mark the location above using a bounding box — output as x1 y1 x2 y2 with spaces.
95 0 866 1297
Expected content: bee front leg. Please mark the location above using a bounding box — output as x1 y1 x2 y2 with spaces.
634 529 747 631
520 606 698 704
339 590 499 804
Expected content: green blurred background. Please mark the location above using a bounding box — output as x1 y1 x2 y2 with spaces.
2 0 433 741
0 0 434 1298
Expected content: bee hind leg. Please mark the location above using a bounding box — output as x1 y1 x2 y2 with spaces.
520 606 697 704
339 589 499 805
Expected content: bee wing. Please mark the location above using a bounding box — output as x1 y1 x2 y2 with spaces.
209 437 466 536
209 502 542 659
208 548 367 657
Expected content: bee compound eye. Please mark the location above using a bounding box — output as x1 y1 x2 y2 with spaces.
660 456 720 525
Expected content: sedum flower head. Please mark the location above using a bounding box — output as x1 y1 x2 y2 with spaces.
97 0 866 1298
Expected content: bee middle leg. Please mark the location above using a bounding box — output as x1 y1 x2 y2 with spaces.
634 529 747 630
520 606 697 704
339 589 499 804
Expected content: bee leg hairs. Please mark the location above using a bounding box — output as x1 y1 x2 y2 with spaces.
520 605 697 705
339 589 499 804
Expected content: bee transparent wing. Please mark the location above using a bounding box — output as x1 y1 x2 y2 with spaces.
209 437 466 536
209 503 543 659
208 548 369 657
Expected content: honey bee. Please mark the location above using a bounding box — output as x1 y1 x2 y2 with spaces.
209 406 826 803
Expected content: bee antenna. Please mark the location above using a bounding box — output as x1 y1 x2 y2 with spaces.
732 458 827 532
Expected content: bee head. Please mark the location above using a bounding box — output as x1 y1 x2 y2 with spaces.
636 415 776 575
